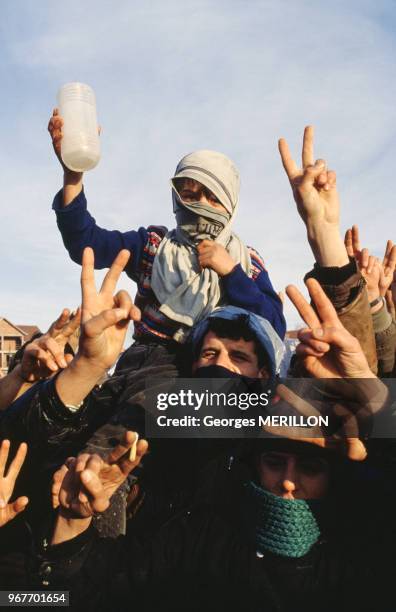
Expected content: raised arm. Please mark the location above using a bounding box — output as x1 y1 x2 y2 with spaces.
0 250 140 455
279 126 348 268
286 278 375 379
345 230 396 376
279 127 376 371
48 109 151 275
51 432 148 544
0 440 29 527
48 108 84 206
0 310 80 411
285 278 389 450
55 248 141 407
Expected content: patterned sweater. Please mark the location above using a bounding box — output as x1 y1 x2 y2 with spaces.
53 190 286 340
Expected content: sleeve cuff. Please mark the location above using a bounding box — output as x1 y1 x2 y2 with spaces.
373 302 392 333
304 258 364 311
222 264 256 293
52 188 86 213
46 523 94 561
41 375 88 423
304 257 358 285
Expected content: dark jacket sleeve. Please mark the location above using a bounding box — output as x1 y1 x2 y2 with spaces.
304 258 377 374
34 501 232 586
52 189 150 280
372 304 396 377
222 265 286 339
34 514 194 605
0 376 93 453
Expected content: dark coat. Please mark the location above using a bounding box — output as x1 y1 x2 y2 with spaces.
35 455 395 612
0 375 117 589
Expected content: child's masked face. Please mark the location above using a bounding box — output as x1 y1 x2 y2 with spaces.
172 178 230 242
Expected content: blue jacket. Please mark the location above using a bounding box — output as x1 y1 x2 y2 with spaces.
52 190 286 339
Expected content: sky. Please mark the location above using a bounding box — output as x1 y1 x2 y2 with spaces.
1 0 396 336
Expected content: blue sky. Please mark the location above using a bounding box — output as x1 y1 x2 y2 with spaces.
1 0 396 333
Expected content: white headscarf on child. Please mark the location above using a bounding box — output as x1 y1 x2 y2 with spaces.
151 149 251 342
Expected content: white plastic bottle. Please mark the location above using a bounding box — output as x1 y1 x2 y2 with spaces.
57 82 101 172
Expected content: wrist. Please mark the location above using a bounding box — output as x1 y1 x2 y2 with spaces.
306 224 349 267
367 289 381 304
69 353 108 381
11 364 25 383
63 169 83 184
218 262 237 277
52 511 92 545
306 220 339 239
370 295 384 314
55 354 107 407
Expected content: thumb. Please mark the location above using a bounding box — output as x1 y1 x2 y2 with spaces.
345 439 367 461
6 497 29 522
83 308 130 338
129 305 141 322
313 326 359 352
300 160 326 193
48 309 71 336
344 229 354 258
80 470 109 513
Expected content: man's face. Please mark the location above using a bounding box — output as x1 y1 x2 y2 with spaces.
257 451 330 500
193 330 269 378
175 178 228 214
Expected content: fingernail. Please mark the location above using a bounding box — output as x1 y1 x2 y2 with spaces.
129 433 139 461
83 472 91 482
313 328 324 338
0 499 6 509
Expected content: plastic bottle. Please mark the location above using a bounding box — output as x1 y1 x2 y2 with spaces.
57 82 101 172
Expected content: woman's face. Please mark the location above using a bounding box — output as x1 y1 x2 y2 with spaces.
257 451 330 500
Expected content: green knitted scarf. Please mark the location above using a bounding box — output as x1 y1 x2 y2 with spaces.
246 481 321 558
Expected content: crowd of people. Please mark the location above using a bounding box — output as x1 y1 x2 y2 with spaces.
0 114 395 611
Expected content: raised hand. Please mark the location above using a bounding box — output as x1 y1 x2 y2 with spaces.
0 441 29 527
48 108 66 170
279 127 348 267
344 226 396 304
379 240 396 297
344 225 362 259
356 250 381 304
55 249 141 407
385 285 396 319
54 432 148 519
78 247 141 372
20 309 81 382
48 108 100 174
48 108 94 206
286 278 373 379
46 308 81 349
278 126 339 227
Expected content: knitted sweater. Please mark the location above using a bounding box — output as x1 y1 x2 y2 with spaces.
52 190 286 341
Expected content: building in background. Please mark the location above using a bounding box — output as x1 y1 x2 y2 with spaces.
0 318 40 377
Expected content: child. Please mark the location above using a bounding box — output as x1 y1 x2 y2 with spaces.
48 110 285 361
